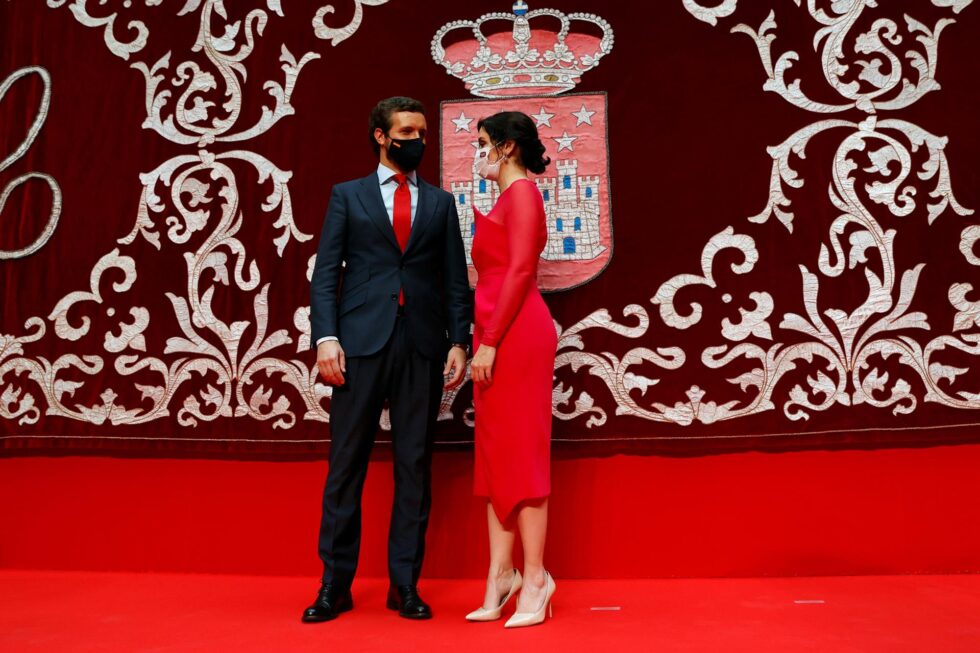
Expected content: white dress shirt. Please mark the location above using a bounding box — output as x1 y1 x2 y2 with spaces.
377 162 419 226
316 163 418 346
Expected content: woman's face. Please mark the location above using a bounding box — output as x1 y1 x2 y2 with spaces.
477 128 511 163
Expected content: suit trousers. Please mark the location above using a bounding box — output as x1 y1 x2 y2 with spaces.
317 314 443 588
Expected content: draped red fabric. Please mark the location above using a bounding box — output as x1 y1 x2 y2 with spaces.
1 0 978 457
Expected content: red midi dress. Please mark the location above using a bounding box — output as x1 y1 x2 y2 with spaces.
471 178 558 522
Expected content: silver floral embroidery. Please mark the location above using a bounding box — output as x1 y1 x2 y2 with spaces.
0 66 62 261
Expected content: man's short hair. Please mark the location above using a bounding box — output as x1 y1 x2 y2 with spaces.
368 96 426 156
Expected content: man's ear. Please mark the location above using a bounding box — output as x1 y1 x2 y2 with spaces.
374 128 387 148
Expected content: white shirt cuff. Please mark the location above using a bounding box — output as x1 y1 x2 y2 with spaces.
316 336 339 345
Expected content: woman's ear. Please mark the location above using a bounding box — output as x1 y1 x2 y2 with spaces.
503 139 517 159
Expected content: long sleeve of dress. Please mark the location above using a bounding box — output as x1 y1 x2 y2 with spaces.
479 182 542 347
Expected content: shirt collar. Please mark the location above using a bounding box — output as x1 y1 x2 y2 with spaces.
377 162 417 186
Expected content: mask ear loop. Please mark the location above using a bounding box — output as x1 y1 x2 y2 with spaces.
492 142 510 165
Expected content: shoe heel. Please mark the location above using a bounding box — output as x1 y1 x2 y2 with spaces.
548 602 553 618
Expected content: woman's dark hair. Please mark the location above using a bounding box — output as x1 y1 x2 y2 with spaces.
477 111 551 174
369 96 426 156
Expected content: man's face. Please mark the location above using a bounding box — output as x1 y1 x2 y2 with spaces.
376 111 427 149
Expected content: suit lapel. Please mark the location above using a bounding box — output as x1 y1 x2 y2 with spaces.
405 178 436 255
356 173 400 251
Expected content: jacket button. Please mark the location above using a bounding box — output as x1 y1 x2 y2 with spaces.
390 293 398 300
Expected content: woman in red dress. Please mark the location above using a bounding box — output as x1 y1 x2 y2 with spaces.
464 112 558 628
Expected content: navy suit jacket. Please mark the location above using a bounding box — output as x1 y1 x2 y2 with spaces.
310 171 472 361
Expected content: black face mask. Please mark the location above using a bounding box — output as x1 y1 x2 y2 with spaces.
386 136 425 171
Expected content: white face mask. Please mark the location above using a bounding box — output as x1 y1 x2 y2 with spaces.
475 143 507 181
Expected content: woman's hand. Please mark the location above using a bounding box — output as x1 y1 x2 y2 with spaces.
471 344 497 387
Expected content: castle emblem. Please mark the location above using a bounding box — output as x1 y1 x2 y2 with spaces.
433 1 615 291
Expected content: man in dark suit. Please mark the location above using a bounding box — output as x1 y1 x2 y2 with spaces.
303 96 471 622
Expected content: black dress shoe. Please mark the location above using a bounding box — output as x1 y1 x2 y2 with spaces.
386 585 432 619
302 583 353 623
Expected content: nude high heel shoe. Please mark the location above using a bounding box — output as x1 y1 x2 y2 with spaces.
504 571 556 628
465 569 523 622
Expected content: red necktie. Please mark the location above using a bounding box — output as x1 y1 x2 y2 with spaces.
393 174 411 305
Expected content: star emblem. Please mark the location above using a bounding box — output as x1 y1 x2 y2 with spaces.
571 104 595 127
531 106 555 128
452 111 473 133
553 131 577 152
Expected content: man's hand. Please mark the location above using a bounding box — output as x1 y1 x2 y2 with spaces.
443 345 467 390
470 344 496 388
317 340 346 386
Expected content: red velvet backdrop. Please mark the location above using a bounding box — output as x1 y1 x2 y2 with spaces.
2 0 979 457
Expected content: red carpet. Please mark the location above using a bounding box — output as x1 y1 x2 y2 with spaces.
2 571 978 652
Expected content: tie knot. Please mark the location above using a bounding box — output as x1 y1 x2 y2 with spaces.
394 173 408 187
